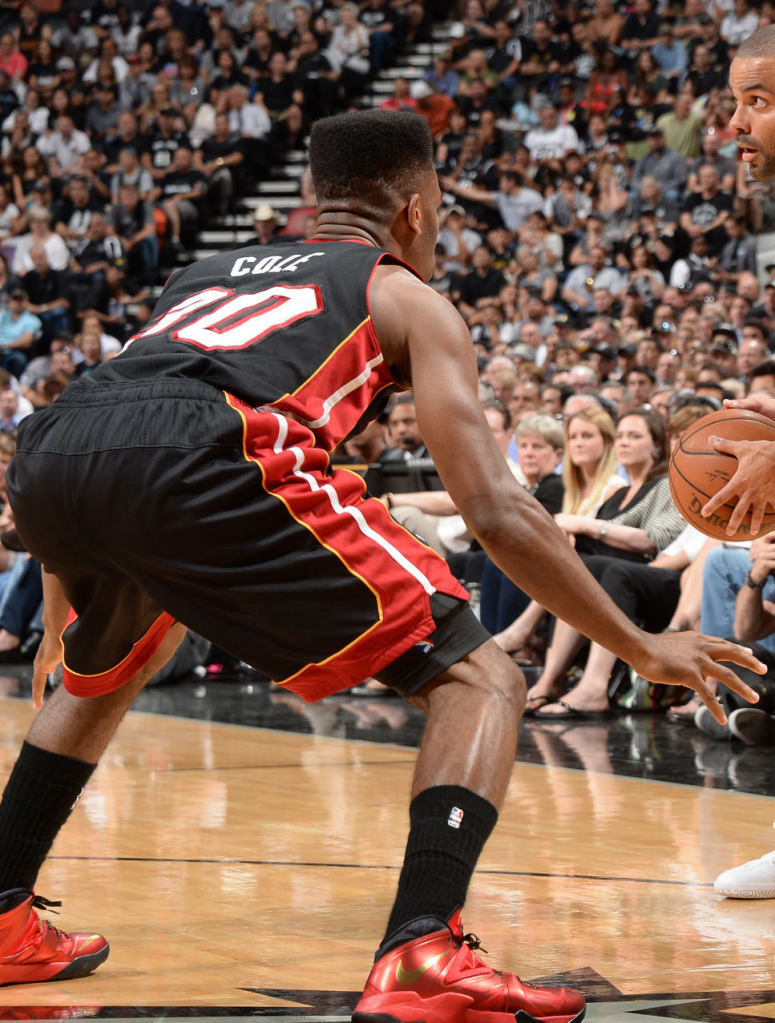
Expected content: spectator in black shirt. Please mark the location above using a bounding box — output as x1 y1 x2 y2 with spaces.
457 77 502 126
484 19 521 96
84 84 123 142
454 244 507 322
679 164 733 257
719 215 758 283
103 111 148 173
291 31 338 120
255 51 296 117
620 0 661 58
518 19 561 94
244 27 277 84
110 182 158 286
143 107 186 181
69 212 125 315
194 113 245 217
208 47 249 99
17 246 70 347
360 0 401 72
54 176 105 252
151 144 206 252
682 43 726 99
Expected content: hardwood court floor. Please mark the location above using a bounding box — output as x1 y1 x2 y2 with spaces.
0 670 775 1022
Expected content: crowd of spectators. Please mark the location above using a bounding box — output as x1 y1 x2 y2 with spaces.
0 0 775 742
335 0 775 738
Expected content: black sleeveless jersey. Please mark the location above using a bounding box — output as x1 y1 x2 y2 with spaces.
92 240 419 452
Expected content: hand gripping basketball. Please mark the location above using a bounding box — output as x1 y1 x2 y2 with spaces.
698 399 775 538
669 405 775 539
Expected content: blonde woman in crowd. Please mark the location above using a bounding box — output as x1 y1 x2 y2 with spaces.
533 408 686 717
493 406 625 676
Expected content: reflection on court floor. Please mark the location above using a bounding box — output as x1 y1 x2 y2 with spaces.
0 670 773 1023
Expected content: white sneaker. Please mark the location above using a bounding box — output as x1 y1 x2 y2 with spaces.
714 851 775 898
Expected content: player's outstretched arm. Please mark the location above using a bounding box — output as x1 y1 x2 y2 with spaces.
371 268 764 721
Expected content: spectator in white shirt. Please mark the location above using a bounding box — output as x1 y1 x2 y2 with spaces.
524 104 581 172
37 115 91 176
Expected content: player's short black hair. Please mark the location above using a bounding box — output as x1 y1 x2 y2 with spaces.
309 110 434 225
736 24 775 59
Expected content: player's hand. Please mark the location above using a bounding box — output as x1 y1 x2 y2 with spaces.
701 436 775 536
630 630 764 724
749 531 775 584
31 628 62 710
724 394 775 423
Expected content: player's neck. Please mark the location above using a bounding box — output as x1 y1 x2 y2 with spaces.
312 213 386 250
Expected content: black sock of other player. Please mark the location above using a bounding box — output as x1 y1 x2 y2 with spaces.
379 785 498 955
0 741 96 909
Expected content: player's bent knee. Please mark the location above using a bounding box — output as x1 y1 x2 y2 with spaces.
426 639 527 718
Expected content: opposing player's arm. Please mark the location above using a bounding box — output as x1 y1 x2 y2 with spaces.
371 268 764 715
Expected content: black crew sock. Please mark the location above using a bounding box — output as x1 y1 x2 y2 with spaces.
0 741 97 900
381 785 498 949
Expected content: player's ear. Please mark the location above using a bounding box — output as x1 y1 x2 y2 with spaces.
405 192 423 236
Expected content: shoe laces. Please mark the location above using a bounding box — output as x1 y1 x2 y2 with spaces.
30 894 62 916
29 893 69 943
451 929 504 978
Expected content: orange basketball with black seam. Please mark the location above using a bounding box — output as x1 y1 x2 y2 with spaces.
669 408 775 541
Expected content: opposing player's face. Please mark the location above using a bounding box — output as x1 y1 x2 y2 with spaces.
730 56 775 180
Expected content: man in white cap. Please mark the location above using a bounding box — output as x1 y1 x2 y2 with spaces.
252 204 283 245
409 79 455 138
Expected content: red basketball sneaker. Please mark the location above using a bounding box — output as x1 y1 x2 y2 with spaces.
0 890 109 986
352 910 585 1023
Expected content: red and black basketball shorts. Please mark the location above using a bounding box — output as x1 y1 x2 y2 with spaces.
8 379 490 702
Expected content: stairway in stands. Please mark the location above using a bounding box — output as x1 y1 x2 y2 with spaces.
188 25 449 263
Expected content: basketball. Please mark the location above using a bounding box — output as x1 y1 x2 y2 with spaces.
669 408 775 541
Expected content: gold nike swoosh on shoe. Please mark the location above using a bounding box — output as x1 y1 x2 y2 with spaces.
395 952 447 985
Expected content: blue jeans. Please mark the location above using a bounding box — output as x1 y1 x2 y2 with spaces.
0 347 27 379
701 545 775 653
0 554 42 638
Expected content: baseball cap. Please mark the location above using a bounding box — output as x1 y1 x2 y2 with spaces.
9 288 26 301
506 342 536 362
56 56 76 71
712 323 738 343
446 203 466 216
410 80 434 100
648 126 664 136
254 203 278 222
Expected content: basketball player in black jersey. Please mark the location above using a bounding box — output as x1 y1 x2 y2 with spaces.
689 25 775 901
0 110 764 1020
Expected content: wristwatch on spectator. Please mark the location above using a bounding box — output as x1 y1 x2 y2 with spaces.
746 568 767 590
598 522 608 540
